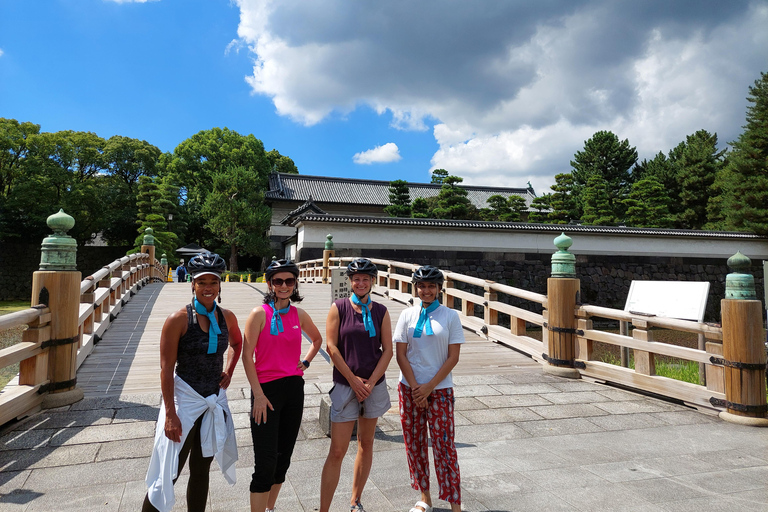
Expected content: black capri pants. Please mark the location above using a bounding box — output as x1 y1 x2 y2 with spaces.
250 375 305 493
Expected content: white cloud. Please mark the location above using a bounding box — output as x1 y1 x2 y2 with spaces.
353 143 402 165
0 49 4 58
234 0 768 192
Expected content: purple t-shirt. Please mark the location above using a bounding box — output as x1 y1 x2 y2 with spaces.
332 298 387 386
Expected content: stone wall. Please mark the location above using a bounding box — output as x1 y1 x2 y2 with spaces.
0 244 134 301
299 247 765 323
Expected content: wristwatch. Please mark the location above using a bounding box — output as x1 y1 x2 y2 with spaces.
302 360 310 368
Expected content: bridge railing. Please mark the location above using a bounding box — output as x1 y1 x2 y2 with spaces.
0 252 161 425
0 213 168 427
298 249 765 421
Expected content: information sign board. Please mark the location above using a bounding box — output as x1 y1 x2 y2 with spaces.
624 281 710 322
331 269 350 303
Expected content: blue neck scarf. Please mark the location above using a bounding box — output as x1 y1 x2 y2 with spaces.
269 301 291 336
193 299 221 354
413 301 440 338
351 294 376 337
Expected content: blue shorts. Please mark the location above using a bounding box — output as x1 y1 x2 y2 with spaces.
329 380 391 422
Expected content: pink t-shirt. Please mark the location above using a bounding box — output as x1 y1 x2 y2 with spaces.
255 304 303 383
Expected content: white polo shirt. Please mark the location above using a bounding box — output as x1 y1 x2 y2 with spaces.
393 303 465 390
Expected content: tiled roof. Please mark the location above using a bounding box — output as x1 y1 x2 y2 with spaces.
266 173 536 209
279 199 327 225
288 213 766 239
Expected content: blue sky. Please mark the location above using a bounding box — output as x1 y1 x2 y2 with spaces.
2 0 767 195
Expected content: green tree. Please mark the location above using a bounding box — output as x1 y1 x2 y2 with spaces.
673 130 725 229
411 197 431 218
581 175 615 225
717 72 768 234
483 194 512 221
103 135 160 194
266 149 299 174
432 175 475 219
165 127 273 255
2 129 114 244
430 168 449 184
167 127 272 204
571 131 637 221
622 176 673 228
201 166 272 271
131 176 179 259
527 194 551 223
548 173 579 224
384 179 411 217
0 118 40 198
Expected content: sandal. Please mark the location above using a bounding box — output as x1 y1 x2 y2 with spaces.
409 501 433 512
350 498 365 511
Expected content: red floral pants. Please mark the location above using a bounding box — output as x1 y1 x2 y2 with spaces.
398 382 461 504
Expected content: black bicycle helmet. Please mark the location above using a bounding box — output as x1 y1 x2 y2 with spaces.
265 259 299 280
188 251 226 278
412 265 444 286
346 258 378 277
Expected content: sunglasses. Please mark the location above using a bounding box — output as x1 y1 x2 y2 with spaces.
271 277 296 287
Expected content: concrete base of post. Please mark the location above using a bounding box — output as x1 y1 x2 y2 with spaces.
42 388 84 409
718 411 768 427
319 395 356 437
542 365 581 379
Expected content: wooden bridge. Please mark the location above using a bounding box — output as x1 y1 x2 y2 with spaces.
2 250 768 510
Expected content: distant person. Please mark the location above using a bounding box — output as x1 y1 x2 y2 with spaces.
394 265 464 512
242 259 323 512
319 258 393 512
143 251 242 512
176 259 187 283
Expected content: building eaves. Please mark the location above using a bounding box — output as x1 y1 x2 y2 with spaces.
290 214 766 240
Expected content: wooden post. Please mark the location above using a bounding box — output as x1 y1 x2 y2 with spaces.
544 233 580 379
545 277 580 378
483 283 497 328
322 234 334 284
717 251 768 426
720 299 767 422
33 209 84 408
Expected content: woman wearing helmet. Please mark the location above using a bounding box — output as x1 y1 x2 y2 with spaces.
144 252 242 512
319 258 393 512
394 265 464 512
242 259 322 512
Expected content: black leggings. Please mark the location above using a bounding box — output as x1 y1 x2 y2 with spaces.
250 375 305 493
142 414 213 512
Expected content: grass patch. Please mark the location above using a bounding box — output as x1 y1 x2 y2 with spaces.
600 352 702 385
1 300 31 389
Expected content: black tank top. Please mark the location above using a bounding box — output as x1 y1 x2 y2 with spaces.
175 304 229 397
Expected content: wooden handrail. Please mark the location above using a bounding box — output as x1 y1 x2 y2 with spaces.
296 255 733 413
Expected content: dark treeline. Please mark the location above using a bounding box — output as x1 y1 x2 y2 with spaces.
386 71 768 235
0 123 297 271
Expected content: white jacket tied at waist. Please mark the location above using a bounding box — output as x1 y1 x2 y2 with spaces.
145 375 238 512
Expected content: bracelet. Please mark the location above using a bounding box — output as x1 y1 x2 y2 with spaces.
302 360 310 368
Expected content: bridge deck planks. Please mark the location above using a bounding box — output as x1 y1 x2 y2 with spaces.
77 282 539 397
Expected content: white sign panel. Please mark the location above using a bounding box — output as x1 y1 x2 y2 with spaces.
624 281 710 322
331 269 350 304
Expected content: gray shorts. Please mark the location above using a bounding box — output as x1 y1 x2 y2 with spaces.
329 380 391 422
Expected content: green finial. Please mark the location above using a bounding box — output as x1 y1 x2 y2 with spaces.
143 227 155 246
551 232 576 278
160 253 168 266
39 209 77 271
725 251 756 300
325 233 334 250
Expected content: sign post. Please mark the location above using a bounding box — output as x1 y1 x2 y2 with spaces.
330 268 349 304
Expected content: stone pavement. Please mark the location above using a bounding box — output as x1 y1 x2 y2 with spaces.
2 371 767 511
